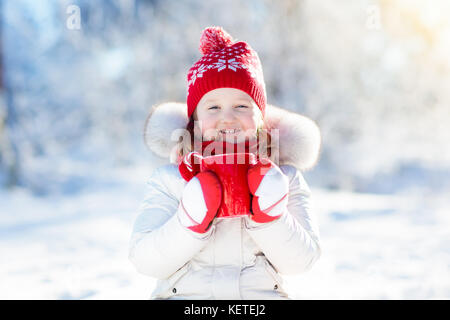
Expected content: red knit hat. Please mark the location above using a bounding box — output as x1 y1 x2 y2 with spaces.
186 26 266 119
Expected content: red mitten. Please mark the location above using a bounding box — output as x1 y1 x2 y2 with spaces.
177 171 223 233
178 151 203 182
247 159 289 223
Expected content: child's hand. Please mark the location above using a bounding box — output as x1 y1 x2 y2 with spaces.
247 159 289 223
177 170 223 234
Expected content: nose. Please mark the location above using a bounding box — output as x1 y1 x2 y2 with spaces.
221 107 237 123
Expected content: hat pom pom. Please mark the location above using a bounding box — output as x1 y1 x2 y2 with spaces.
199 26 234 55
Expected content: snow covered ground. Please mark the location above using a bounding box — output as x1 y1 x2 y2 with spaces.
1 164 449 300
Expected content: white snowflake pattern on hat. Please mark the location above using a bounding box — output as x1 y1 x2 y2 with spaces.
188 64 209 87
187 39 264 90
209 58 245 72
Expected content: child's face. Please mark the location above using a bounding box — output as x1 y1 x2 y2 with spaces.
193 88 263 143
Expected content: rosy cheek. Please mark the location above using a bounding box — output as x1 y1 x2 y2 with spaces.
203 129 215 139
200 120 218 139
244 118 258 131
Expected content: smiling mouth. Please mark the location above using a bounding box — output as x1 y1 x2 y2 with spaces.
219 129 241 134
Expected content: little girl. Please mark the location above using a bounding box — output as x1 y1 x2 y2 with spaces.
129 26 322 300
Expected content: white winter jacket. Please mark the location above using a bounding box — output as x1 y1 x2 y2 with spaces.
129 102 322 300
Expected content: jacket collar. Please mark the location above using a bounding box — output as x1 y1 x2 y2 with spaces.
143 102 321 171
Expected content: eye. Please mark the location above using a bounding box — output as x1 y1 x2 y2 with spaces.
236 105 249 109
208 105 220 110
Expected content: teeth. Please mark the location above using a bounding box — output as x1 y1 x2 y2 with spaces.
220 129 240 134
